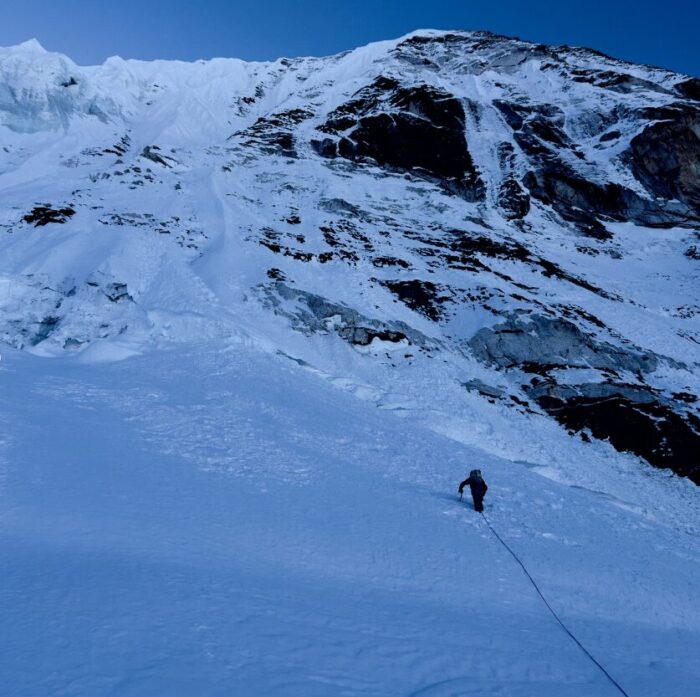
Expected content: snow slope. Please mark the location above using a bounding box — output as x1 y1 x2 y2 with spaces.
1 342 699 696
0 29 699 696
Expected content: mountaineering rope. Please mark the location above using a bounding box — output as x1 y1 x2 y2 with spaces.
479 512 632 697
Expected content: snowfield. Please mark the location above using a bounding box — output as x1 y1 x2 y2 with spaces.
0 29 699 696
2 342 699 696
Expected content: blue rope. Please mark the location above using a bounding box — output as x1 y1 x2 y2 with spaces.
480 512 631 697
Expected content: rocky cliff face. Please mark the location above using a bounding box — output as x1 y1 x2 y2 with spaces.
0 31 698 482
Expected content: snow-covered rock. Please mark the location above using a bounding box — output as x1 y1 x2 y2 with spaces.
0 30 698 481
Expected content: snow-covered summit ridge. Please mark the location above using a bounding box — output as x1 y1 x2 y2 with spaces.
2 28 695 73
0 30 698 484
0 28 696 132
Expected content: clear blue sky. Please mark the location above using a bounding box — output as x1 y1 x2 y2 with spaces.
2 0 698 76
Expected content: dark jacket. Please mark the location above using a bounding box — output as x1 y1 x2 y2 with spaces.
459 476 488 499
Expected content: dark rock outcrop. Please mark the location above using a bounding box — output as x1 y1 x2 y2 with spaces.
233 109 312 158
527 382 700 483
628 105 700 217
23 205 75 227
569 69 671 96
311 138 337 158
497 178 531 219
675 78 700 101
314 78 485 201
468 314 700 481
381 279 451 321
141 146 173 168
522 159 698 235
522 167 620 239
492 96 700 232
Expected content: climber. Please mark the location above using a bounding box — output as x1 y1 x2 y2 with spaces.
458 469 488 512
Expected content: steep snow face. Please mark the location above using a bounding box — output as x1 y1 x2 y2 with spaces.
0 30 698 484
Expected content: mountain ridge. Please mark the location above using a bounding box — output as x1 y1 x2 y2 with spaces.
0 29 698 484
3 29 699 78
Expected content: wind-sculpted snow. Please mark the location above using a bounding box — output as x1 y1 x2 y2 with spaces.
0 29 698 485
